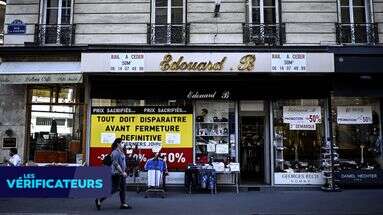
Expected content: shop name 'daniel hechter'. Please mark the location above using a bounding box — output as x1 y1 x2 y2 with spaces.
160 54 255 71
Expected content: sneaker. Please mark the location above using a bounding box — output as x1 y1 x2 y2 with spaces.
120 204 132 209
95 199 101 210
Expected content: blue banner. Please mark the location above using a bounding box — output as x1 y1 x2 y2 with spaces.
0 167 111 198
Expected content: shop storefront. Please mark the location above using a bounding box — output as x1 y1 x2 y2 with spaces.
0 61 85 166
81 51 336 187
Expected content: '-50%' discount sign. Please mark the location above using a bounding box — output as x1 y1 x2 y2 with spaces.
90 106 193 171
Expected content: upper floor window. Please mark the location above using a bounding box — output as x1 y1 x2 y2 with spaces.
249 0 277 25
149 0 187 44
37 0 74 45
337 0 377 44
244 0 283 45
338 0 370 24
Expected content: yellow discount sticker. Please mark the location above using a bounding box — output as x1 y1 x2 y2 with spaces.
90 106 193 149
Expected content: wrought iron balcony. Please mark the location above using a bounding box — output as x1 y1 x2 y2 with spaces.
147 23 190 45
335 23 378 45
34 24 75 46
243 23 286 46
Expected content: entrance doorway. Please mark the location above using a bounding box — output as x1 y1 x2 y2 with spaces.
239 114 266 185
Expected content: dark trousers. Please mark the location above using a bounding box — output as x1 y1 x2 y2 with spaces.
100 175 126 205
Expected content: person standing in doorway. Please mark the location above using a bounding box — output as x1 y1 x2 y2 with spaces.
95 138 132 210
3 148 22 166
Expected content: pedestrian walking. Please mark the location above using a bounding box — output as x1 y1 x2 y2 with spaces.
95 138 132 210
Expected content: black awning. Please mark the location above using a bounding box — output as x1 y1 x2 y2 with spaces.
89 73 332 100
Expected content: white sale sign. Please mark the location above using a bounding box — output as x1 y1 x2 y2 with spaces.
289 123 316 130
337 106 373 124
283 106 321 124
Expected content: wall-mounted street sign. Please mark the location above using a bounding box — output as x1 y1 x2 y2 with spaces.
7 20 26 34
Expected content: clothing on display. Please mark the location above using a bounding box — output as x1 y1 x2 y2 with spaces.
147 170 162 187
185 164 217 193
144 156 167 198
144 157 167 188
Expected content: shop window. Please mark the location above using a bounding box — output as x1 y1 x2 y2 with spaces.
195 101 236 164
28 86 83 164
332 97 382 171
273 99 325 174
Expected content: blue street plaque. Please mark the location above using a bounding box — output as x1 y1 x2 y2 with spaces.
8 20 26 34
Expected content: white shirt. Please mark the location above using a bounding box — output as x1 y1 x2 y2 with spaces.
8 154 21 166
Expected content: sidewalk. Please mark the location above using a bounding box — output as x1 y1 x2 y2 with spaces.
1 189 382 215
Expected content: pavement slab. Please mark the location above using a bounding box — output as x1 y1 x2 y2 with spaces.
0 189 382 215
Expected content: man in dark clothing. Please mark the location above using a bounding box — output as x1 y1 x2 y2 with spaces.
95 138 132 210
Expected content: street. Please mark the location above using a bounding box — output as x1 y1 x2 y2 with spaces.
0 189 382 215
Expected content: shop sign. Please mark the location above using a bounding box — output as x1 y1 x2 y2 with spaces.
0 62 81 75
186 90 230 100
7 20 26 34
0 167 111 198
335 170 383 185
271 53 307 72
337 106 372 124
289 123 316 131
274 173 325 185
110 53 144 72
0 74 83 84
283 106 321 124
90 106 193 171
82 52 335 73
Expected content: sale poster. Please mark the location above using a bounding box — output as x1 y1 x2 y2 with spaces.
90 106 193 171
283 106 321 124
337 106 373 124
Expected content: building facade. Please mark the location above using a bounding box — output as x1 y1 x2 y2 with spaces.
1 0 383 187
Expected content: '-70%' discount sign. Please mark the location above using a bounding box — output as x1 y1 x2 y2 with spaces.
89 106 193 171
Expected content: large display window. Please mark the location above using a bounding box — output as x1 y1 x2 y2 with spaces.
272 99 325 185
332 97 383 171
28 86 84 164
194 101 236 164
